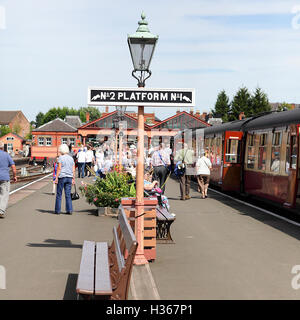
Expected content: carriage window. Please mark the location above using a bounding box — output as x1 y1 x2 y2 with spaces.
225 139 240 163
270 132 282 173
291 135 297 169
286 133 291 173
258 133 267 170
247 134 255 169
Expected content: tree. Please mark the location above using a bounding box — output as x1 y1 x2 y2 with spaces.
251 87 271 115
0 125 11 137
212 90 231 122
78 106 101 122
12 123 21 135
277 102 293 112
35 112 45 128
230 86 252 120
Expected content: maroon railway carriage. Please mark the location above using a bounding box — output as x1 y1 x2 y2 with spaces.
203 120 247 192
202 109 300 211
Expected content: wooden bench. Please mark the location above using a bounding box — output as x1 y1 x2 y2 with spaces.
76 208 138 300
156 206 176 244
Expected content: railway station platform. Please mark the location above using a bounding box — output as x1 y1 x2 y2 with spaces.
1 175 300 299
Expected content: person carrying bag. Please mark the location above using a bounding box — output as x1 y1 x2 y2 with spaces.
174 143 194 200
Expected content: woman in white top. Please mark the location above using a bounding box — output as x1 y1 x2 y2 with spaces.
196 150 212 199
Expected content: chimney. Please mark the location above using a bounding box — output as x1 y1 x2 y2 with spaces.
86 112 90 122
239 112 245 120
201 112 207 121
190 107 194 115
105 106 109 113
176 109 180 114
195 110 200 118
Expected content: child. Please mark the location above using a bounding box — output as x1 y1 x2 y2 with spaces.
52 156 59 195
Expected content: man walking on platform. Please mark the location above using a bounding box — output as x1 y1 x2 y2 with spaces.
151 143 170 194
174 142 194 200
0 142 17 218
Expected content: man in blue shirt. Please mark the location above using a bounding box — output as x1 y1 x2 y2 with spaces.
0 142 17 218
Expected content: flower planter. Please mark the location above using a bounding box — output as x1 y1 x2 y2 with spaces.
97 206 119 217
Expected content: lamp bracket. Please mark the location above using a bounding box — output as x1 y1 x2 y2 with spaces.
132 69 152 87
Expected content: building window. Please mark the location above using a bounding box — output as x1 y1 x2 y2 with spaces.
61 137 68 144
69 138 75 146
270 132 282 173
6 137 14 141
38 137 44 146
258 133 267 171
7 143 13 152
46 137 52 146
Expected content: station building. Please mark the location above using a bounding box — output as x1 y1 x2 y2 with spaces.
31 109 210 160
0 132 25 155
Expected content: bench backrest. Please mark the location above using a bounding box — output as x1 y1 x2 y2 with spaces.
109 207 138 300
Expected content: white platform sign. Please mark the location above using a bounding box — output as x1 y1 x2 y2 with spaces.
88 87 195 107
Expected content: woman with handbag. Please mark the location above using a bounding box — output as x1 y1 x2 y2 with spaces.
54 144 76 215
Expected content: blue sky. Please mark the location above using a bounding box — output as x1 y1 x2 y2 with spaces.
1 0 300 122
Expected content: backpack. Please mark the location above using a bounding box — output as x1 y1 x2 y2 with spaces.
174 161 185 177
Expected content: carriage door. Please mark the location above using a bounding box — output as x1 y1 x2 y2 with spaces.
296 126 300 206
222 131 243 191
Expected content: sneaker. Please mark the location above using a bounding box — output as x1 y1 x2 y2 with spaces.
185 195 191 200
171 213 176 217
0 213 5 218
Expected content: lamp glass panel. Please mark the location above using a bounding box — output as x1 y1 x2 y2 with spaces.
128 38 156 71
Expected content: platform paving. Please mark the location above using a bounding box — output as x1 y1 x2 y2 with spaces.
0 177 117 300
1 175 300 299
150 177 300 299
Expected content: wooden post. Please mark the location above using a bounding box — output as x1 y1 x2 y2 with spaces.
134 106 148 265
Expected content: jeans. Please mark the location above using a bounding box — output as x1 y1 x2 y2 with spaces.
0 181 10 214
78 162 85 178
55 177 73 213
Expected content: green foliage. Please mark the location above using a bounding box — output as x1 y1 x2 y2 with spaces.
25 124 33 140
212 90 231 122
35 106 101 127
0 125 11 137
251 87 271 115
35 112 45 128
230 86 252 120
277 102 293 112
78 106 102 122
12 123 21 135
80 171 136 208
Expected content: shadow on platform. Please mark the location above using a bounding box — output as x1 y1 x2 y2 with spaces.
27 239 82 249
63 273 78 300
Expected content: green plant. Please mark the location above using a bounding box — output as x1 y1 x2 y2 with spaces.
80 171 136 208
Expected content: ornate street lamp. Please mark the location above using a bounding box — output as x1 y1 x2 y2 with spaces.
128 13 158 265
128 12 158 88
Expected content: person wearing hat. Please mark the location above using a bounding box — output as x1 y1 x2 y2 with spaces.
0 141 17 218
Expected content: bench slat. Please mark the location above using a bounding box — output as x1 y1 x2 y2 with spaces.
156 207 175 221
113 227 125 273
119 208 137 251
76 240 95 295
95 242 112 295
